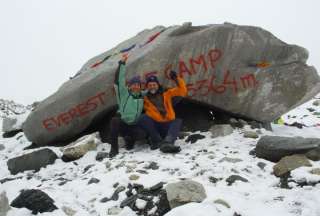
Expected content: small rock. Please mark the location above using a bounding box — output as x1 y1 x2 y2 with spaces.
83 164 95 173
96 152 109 161
144 162 159 170
120 194 138 208
210 124 234 138
115 161 126 169
10 189 58 214
208 155 215 159
238 119 248 126
0 191 10 216
185 134 206 144
165 180 207 209
229 118 244 128
108 206 122 215
136 170 148 174
219 157 243 163
113 182 119 188
310 168 320 175
273 154 312 177
100 197 110 203
105 162 112 169
62 206 77 216
243 131 259 139
305 147 320 161
249 121 261 129
312 100 320 106
149 182 165 191
307 107 316 112
214 199 231 208
226 175 249 185
88 178 100 184
129 175 140 181
257 162 267 170
0 144 4 151
209 176 221 184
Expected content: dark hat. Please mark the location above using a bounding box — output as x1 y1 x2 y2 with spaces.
146 75 159 85
128 76 141 85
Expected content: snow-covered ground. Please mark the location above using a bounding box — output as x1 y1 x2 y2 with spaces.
0 96 320 216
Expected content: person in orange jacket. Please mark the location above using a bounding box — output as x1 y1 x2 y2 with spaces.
138 71 187 153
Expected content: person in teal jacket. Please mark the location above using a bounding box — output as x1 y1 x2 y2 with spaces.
108 54 145 157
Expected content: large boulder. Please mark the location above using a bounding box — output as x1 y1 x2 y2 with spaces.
7 148 58 175
23 22 320 146
256 136 320 162
61 134 98 162
273 154 312 177
0 191 10 216
165 180 207 209
10 189 58 214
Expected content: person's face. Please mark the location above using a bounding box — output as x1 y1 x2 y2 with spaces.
147 82 159 94
129 83 141 94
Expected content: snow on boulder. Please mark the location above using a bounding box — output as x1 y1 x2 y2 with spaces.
23 22 320 146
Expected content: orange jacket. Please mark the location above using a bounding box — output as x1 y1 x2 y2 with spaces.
144 77 187 122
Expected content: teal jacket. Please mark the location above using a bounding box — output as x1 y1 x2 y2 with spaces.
114 61 144 124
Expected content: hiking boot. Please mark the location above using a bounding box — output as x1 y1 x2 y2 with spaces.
160 141 181 153
150 141 160 150
124 136 135 150
108 146 119 158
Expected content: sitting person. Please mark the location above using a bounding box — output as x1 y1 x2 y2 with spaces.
108 54 145 157
138 71 187 153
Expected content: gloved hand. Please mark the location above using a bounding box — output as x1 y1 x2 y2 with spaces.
119 53 128 65
169 70 178 81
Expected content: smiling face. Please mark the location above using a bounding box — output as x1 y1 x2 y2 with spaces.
129 83 141 94
147 81 159 94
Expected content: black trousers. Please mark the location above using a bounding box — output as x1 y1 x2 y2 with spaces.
109 116 141 149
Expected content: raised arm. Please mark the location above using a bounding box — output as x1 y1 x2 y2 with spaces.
167 70 187 97
114 54 129 101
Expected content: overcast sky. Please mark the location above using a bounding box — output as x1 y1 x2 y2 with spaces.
0 0 319 105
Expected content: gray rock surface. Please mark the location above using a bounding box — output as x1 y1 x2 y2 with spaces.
305 147 320 161
210 124 234 138
7 148 58 175
165 180 207 209
256 136 320 162
273 154 312 177
0 191 10 216
23 23 320 146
